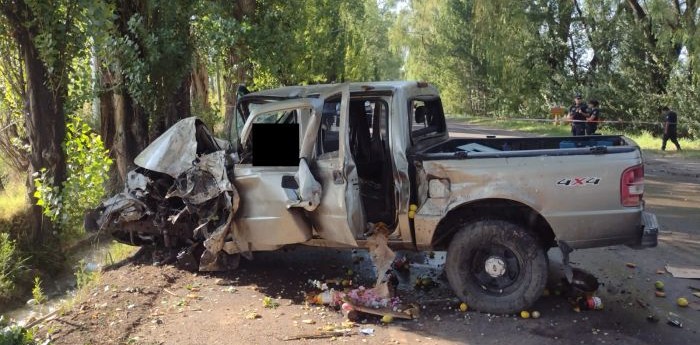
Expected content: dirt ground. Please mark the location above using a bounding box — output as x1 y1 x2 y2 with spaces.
32 126 700 345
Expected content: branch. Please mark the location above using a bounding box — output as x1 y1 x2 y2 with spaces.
625 0 646 20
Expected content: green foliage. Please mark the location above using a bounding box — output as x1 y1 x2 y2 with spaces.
31 276 46 305
33 115 112 238
74 259 96 289
397 0 699 137
0 20 29 174
0 233 26 298
107 0 194 119
0 324 36 345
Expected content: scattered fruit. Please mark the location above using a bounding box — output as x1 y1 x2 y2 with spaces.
459 303 468 312
626 262 637 268
654 281 665 291
677 297 689 307
381 315 394 324
655 291 666 297
520 310 530 319
409 204 418 211
531 311 541 319
408 210 416 219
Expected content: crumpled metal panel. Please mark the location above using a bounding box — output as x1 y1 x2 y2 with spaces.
289 158 322 211
167 151 234 205
93 117 245 272
97 192 149 226
134 117 199 178
126 170 151 193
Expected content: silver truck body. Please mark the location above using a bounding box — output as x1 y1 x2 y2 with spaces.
92 81 657 312
229 81 653 251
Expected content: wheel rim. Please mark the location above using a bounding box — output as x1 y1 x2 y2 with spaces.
470 244 521 294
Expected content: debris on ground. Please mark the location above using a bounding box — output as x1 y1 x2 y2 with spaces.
282 329 352 341
625 262 637 268
360 328 375 335
365 222 396 297
667 313 683 328
665 265 700 279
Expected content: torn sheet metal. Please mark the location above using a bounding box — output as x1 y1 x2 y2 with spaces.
286 158 322 211
134 117 200 178
366 222 396 298
167 151 234 205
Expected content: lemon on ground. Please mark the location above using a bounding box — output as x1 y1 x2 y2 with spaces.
459 303 468 312
654 281 665 291
381 315 394 323
520 311 530 319
677 297 689 307
409 204 418 211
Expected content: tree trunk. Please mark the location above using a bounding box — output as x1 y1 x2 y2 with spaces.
149 76 191 141
191 56 209 112
113 73 148 180
13 16 66 245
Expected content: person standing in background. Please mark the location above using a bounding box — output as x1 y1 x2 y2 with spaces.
586 99 600 135
661 106 681 151
568 94 587 136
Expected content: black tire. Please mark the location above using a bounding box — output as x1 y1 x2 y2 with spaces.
445 220 547 314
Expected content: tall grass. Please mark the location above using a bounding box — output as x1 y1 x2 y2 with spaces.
0 181 26 220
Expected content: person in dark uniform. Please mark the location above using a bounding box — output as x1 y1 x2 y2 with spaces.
585 99 600 135
568 94 588 136
661 106 681 151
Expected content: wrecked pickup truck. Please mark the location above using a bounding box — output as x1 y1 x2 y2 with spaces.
90 81 658 313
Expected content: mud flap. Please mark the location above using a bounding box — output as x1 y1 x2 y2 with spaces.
558 240 574 283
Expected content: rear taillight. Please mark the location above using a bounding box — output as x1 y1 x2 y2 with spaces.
621 165 644 207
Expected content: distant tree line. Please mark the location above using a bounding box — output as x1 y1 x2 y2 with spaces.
396 0 699 136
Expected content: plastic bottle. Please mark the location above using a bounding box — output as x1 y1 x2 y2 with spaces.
577 296 603 310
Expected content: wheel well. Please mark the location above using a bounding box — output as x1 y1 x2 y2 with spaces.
431 199 556 250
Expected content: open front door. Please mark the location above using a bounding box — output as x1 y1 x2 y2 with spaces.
309 85 364 246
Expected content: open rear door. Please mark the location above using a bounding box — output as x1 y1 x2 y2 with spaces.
308 85 364 246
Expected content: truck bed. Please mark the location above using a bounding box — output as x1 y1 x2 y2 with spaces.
416 135 636 160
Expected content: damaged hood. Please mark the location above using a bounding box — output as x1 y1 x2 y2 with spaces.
135 117 205 178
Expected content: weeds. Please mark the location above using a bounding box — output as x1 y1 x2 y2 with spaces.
31 277 46 305
74 259 97 290
0 233 26 298
0 324 36 345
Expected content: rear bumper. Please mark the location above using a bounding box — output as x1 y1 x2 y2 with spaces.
626 211 659 249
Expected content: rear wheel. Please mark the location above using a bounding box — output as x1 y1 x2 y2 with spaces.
445 220 547 314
